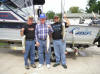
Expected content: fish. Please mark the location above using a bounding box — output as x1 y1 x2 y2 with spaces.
46 33 50 52
62 22 66 40
22 35 26 50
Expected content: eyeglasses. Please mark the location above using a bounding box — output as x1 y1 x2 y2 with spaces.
63 17 67 18
54 17 59 19
40 18 46 21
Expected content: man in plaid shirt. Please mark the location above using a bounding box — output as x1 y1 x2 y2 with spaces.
35 13 53 68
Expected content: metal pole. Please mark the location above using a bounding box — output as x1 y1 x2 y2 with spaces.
61 0 64 22
32 0 36 22
61 0 65 40
61 0 62 22
41 5 43 13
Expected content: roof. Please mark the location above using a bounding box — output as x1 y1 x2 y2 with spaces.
66 13 100 18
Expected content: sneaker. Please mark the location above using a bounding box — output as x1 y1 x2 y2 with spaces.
62 64 67 69
31 64 36 68
53 63 60 67
47 64 50 69
38 64 43 68
25 65 30 69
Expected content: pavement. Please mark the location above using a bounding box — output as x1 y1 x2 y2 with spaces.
0 46 100 74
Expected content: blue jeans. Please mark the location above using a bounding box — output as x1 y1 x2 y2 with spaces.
38 39 51 64
53 39 66 65
24 40 35 66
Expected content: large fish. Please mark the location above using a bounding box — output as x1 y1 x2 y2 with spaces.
46 33 50 52
22 35 26 50
62 22 66 40
46 24 50 52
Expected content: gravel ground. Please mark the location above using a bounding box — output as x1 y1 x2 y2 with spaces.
0 46 100 74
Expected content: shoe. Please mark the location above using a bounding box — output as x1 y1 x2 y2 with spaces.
53 63 60 67
25 65 30 69
62 64 67 69
31 64 36 68
38 64 43 68
47 64 50 69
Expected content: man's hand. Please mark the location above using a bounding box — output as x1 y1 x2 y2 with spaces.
62 40 65 42
49 33 52 40
36 41 40 47
22 50 25 53
63 14 70 26
48 25 51 28
20 28 24 36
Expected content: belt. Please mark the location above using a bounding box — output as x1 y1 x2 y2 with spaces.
53 38 62 40
26 39 34 41
39 38 46 41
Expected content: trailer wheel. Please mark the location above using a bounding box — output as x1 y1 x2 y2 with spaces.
97 39 100 47
73 48 79 56
97 43 100 47
35 48 39 61
50 49 56 62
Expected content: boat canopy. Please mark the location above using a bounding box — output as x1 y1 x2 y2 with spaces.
0 0 45 8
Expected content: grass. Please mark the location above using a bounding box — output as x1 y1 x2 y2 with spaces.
0 43 8 46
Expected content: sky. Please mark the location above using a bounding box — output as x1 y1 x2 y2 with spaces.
43 0 89 13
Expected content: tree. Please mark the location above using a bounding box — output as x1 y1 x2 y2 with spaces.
88 0 97 7
86 0 100 14
46 11 55 19
69 6 82 13
86 0 97 13
97 1 100 14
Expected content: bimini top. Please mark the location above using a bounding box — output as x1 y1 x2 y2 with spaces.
0 10 26 23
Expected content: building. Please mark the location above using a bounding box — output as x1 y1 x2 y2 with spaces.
66 13 100 25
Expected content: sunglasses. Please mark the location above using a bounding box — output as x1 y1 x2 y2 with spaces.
63 17 67 18
54 17 59 19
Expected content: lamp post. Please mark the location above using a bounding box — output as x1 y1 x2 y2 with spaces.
61 0 64 22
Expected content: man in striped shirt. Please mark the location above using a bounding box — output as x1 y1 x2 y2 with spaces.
35 13 53 68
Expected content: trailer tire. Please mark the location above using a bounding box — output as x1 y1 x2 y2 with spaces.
50 49 56 62
35 47 39 61
97 41 100 47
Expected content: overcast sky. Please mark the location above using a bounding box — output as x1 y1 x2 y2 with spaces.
43 0 89 13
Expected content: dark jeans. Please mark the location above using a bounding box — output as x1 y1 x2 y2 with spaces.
24 40 35 66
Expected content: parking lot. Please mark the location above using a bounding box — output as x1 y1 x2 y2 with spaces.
0 46 100 74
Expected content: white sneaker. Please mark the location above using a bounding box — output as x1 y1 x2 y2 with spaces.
47 64 50 69
38 64 43 68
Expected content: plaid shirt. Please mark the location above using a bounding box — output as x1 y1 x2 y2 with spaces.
35 23 53 41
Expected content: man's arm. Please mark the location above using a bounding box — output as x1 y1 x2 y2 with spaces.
63 15 70 27
35 24 38 42
48 24 53 41
49 33 53 40
65 18 70 26
48 25 53 33
20 28 25 36
35 24 40 47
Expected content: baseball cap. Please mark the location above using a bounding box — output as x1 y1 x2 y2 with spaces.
40 13 46 19
54 15 59 18
28 16 33 19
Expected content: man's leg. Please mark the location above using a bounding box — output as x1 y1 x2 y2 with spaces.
24 41 30 66
30 40 35 65
59 40 67 68
45 43 51 65
59 40 66 65
53 40 60 64
38 40 44 64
